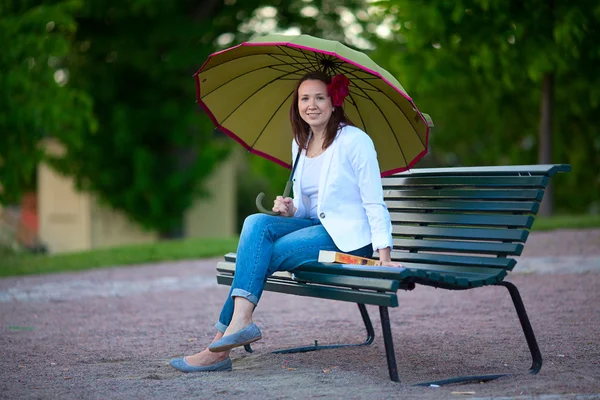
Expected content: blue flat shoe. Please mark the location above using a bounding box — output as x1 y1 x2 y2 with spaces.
169 356 232 372
208 323 262 352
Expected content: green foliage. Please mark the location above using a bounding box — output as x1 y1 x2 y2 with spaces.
2 0 379 233
48 0 372 234
0 0 95 204
48 0 238 234
373 0 600 213
235 152 290 231
0 236 239 277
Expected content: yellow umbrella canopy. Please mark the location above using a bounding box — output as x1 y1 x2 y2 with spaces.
195 34 432 176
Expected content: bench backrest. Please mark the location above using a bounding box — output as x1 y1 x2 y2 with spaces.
382 164 571 273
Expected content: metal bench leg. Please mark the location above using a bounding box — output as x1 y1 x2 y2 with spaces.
495 281 543 374
268 303 375 354
379 306 399 382
413 282 541 387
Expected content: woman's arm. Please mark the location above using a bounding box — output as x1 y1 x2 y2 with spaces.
347 130 394 252
378 246 392 262
377 246 403 267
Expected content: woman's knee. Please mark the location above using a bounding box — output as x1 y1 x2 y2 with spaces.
241 213 274 232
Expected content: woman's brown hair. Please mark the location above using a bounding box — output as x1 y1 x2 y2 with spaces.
290 71 354 151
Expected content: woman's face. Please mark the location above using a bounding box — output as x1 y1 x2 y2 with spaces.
297 79 334 133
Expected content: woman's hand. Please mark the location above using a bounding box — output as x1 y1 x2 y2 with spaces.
377 247 403 268
272 196 295 217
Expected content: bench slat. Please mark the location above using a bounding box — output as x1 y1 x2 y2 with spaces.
392 225 529 242
389 212 534 228
398 262 505 276
217 261 401 292
390 251 516 270
292 271 401 292
402 269 507 289
216 274 399 307
292 263 505 288
388 164 570 177
384 189 544 201
385 199 540 214
383 176 549 188
217 262 504 292
392 238 523 256
224 252 517 271
217 262 294 280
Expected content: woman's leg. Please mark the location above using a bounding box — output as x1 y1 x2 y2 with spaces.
187 214 311 364
215 214 315 335
270 222 372 270
183 222 370 366
232 221 373 307
183 331 229 367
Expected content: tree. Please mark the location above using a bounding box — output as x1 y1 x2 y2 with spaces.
51 0 372 235
3 0 379 233
0 0 95 205
373 0 600 215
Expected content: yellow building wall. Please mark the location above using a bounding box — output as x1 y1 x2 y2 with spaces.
38 162 92 253
90 200 158 249
184 151 237 238
38 140 237 254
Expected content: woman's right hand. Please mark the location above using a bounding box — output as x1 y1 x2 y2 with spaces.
272 196 295 217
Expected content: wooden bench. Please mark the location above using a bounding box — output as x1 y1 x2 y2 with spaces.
216 164 571 385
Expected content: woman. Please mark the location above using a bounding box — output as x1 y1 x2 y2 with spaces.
170 71 397 373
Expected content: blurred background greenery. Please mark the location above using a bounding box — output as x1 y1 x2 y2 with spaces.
1 0 598 273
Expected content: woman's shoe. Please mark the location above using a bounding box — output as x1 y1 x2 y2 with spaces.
208 323 262 352
169 356 232 372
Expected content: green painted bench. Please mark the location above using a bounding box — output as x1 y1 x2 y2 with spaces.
216 164 571 385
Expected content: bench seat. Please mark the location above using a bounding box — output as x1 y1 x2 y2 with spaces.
215 163 571 384
220 253 508 290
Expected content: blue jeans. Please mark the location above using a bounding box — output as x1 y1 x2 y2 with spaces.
216 213 373 332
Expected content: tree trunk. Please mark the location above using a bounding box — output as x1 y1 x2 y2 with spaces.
538 73 554 216
159 216 184 239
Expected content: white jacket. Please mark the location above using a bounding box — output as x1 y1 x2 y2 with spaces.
292 125 393 252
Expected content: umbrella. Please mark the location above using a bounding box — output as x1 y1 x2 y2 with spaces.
195 34 432 214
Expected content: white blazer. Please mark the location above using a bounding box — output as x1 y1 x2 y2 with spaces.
292 125 393 252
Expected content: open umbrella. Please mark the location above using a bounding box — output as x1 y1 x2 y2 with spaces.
195 34 432 214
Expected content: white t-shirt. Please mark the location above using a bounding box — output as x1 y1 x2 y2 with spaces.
301 151 327 219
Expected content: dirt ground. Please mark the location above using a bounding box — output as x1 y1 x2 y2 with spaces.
1 229 599 400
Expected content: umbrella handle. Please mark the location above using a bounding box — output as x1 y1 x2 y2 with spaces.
255 181 293 215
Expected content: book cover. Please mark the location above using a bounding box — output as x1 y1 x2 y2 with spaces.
318 250 381 266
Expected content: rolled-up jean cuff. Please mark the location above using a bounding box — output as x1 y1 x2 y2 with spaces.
215 321 227 333
231 288 259 305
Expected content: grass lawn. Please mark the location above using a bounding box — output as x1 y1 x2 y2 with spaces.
0 236 239 277
0 214 598 278
531 214 600 231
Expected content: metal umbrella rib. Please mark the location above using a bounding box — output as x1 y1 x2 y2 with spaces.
347 87 410 169
330 62 421 142
279 46 320 72
201 62 298 99
217 65 307 131
249 89 295 151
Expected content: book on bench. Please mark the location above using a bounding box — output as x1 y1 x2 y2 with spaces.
318 250 382 266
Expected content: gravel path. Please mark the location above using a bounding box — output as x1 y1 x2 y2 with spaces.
1 229 599 400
